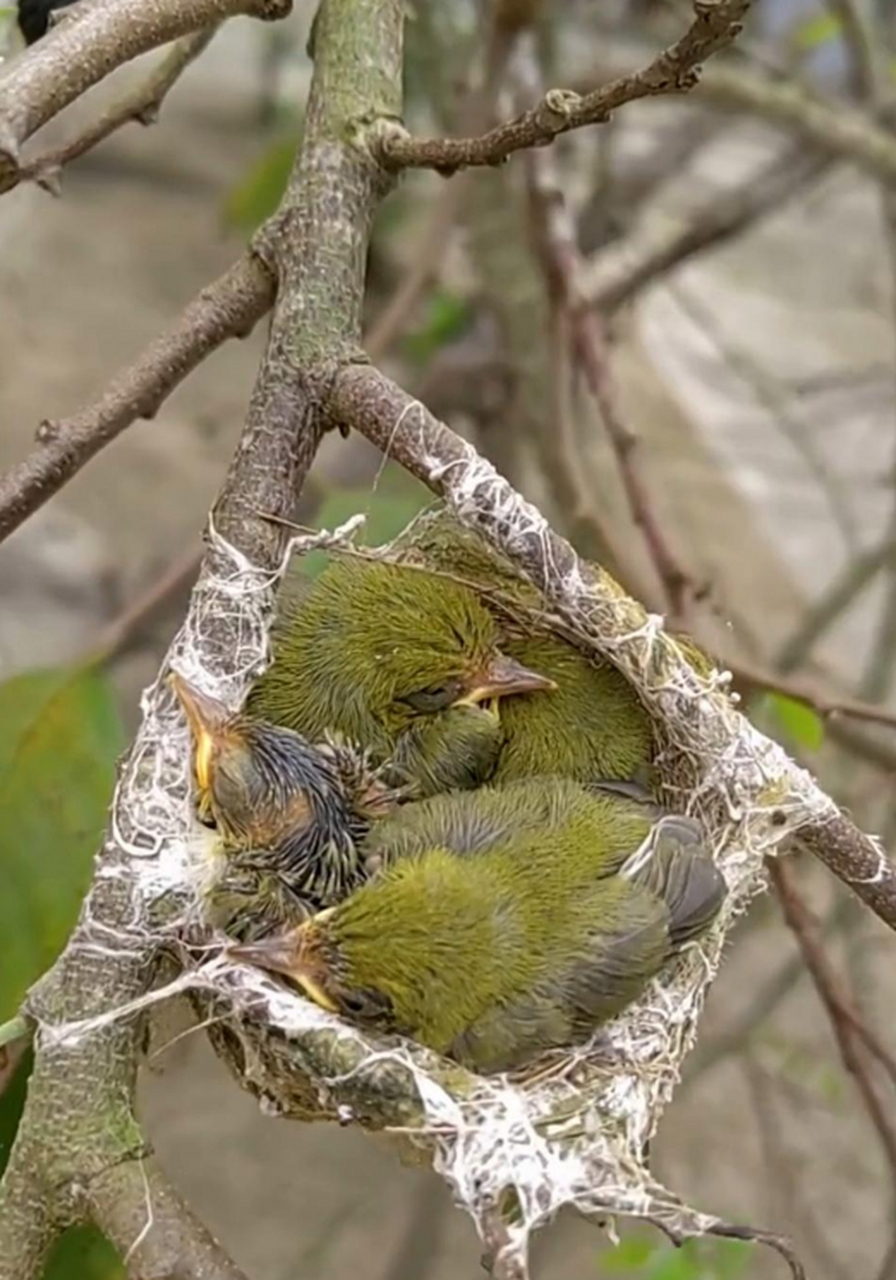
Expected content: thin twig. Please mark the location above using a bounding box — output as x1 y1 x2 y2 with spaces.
366 181 468 360
0 0 289 191
15 28 218 193
775 533 896 674
770 860 896 1183
583 141 832 313
731 659 896 731
376 0 751 173
669 282 861 551
0 253 275 546
742 1054 852 1280
481 1207 528 1280
825 0 879 99
573 46 896 186
89 546 203 665
685 893 857 1087
524 136 694 621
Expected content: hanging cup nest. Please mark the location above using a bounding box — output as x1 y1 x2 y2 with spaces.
42 503 813 1278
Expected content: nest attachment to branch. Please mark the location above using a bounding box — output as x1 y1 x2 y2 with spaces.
35 503 814 1278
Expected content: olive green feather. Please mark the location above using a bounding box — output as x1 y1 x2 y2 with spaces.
280 780 726 1073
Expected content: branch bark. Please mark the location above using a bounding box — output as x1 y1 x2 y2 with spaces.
0 0 403 1273
574 46 896 186
0 0 289 192
375 0 751 174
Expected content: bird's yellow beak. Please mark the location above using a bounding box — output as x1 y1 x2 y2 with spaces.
226 918 340 1014
169 673 230 794
456 653 557 708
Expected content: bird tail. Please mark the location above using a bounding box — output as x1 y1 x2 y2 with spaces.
626 816 726 950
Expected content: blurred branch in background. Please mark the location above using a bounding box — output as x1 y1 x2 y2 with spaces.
0 0 289 190
582 139 830 314
0 254 275 543
525 121 696 623
771 859 896 1280
575 45 896 182
13 27 218 193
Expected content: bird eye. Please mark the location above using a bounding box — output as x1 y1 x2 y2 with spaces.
339 988 391 1022
399 680 464 714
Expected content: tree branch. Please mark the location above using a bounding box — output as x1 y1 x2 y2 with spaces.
774 533 896 674
583 140 831 313
0 252 275 546
524 127 695 622
573 45 896 186
770 860 896 1190
731 659 896 732
0 0 289 193
15 27 218 194
0 0 403 1272
798 814 896 939
374 0 751 174
87 1158 251 1280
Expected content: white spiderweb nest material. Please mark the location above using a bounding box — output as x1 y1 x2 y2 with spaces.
42 445 833 1276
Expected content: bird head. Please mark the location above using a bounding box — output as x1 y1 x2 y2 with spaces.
227 909 398 1029
386 703 505 796
226 850 502 1051
252 560 555 745
170 673 368 860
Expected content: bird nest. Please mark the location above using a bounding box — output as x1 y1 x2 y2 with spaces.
43 485 820 1277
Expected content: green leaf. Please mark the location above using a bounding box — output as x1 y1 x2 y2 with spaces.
645 1248 701 1280
403 287 472 365
300 468 431 580
43 1227 124 1280
223 132 300 233
792 12 841 51
765 692 825 751
600 1237 751 1280
0 667 124 1020
600 1236 658 1271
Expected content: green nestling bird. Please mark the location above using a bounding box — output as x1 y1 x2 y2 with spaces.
395 512 663 786
229 779 726 1073
171 674 395 937
247 557 556 795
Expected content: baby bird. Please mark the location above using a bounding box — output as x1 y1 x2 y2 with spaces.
171 674 394 937
398 512 656 785
229 780 725 1073
247 557 555 795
